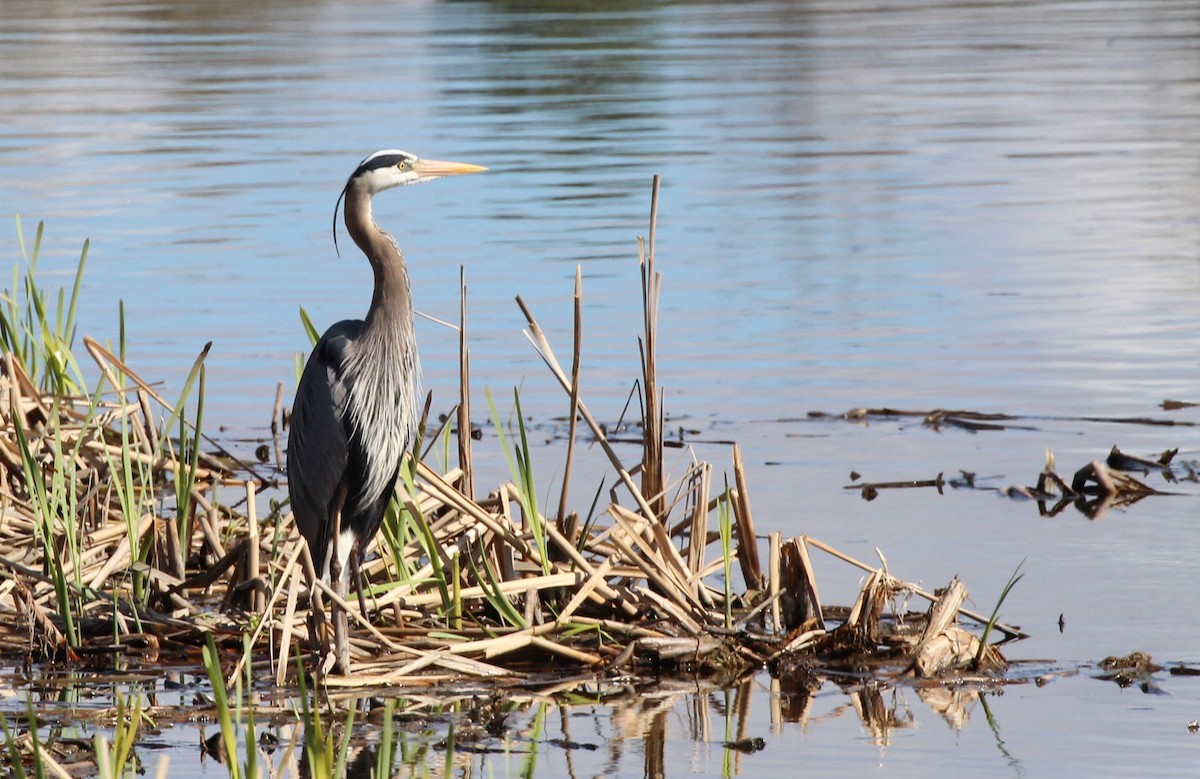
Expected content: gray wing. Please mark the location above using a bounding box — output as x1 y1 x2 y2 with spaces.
287 319 362 575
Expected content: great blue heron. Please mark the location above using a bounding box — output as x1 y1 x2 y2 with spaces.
287 149 485 668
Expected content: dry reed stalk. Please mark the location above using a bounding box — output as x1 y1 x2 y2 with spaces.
635 635 721 662
554 554 616 623
914 627 990 677
633 585 704 635
769 531 782 634
777 537 824 631
775 629 827 656
569 616 669 639
445 630 534 659
457 266 474 500
730 446 765 589
84 514 154 589
391 572 578 610
161 512 185 580
685 462 711 575
544 523 636 616
5 352 47 421
245 481 264 614
792 536 824 628
270 381 284 467
136 388 159 453
920 577 967 646
608 512 702 615
276 554 302 687
639 176 664 520
190 491 225 554
844 569 888 639
609 504 699 604
530 635 603 665
646 511 708 606
326 650 513 683
415 460 537 559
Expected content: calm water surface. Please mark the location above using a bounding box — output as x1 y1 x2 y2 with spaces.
2 0 1200 775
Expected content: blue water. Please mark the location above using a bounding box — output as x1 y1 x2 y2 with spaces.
2 0 1200 775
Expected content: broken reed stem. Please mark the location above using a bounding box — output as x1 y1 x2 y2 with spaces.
769 532 782 634
457 266 474 501
804 536 1025 639
271 381 284 468
639 175 664 518
793 535 825 630
246 481 264 615
556 265 583 527
731 445 764 590
685 463 711 575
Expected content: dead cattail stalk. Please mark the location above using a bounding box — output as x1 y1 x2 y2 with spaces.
769 532 782 633
245 481 264 614
270 381 284 467
731 445 764 589
639 175 664 518
457 266 474 500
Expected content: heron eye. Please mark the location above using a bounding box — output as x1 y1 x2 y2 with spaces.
397 160 412 171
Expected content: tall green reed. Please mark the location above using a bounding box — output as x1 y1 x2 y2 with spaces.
487 388 550 575
1 217 88 394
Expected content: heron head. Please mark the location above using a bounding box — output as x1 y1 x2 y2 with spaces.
349 149 487 194
333 149 486 253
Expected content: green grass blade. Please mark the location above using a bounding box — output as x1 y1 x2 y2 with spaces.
202 633 240 779
973 558 1026 668
64 239 88 350
299 306 321 347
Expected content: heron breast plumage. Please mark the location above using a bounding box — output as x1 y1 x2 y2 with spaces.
341 320 421 516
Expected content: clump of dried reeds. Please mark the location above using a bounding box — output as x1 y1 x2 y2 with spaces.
0 203 1022 701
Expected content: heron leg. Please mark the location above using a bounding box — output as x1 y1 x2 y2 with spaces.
299 538 331 663
328 525 351 674
350 546 370 620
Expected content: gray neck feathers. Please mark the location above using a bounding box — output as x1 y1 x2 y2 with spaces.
341 186 422 510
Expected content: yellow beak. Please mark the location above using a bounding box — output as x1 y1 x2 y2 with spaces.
412 159 488 179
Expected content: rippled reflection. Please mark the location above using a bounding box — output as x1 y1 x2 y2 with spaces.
2 0 1198 427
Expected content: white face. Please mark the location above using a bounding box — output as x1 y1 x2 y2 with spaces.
352 149 424 194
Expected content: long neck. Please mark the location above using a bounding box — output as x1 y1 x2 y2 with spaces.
343 184 412 333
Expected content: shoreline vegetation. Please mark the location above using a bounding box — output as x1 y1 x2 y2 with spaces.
0 189 1119 775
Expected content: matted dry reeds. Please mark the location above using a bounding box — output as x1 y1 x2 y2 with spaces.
0 185 1024 692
